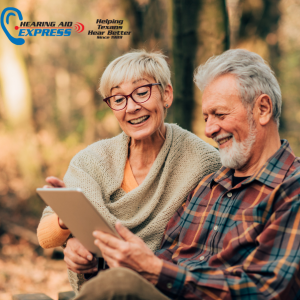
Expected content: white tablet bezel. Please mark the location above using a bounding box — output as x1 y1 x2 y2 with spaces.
37 188 121 257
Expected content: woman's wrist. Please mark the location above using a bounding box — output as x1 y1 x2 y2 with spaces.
62 234 73 248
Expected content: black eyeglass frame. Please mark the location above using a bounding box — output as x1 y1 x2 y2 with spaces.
103 83 162 111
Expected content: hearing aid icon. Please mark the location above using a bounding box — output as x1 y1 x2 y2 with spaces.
1 7 25 45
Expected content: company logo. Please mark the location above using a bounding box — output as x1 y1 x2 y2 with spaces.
1 7 84 45
1 7 25 45
74 22 84 33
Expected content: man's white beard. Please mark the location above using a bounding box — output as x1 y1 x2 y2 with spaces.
215 124 257 170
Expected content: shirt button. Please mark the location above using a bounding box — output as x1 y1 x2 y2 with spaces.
167 283 172 289
227 192 232 198
214 225 218 231
199 256 205 261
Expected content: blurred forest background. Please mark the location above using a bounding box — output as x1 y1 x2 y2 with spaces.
0 0 300 299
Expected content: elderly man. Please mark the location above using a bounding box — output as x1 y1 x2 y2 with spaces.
75 49 300 300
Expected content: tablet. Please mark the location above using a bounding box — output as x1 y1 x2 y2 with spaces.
36 188 121 257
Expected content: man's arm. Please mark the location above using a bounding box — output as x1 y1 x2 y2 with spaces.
155 175 300 300
92 186 196 284
155 186 196 261
93 221 163 284
94 174 300 300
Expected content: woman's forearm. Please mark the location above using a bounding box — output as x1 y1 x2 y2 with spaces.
37 213 71 248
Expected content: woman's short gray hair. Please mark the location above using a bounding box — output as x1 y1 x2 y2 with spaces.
99 50 171 98
194 49 282 127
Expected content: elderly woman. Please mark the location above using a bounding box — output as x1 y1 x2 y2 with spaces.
37 50 221 293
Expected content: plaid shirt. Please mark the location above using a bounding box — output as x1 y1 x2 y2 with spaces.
155 140 300 300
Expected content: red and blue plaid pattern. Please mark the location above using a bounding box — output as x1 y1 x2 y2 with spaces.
155 140 300 300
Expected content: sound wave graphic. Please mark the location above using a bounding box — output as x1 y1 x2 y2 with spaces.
74 22 84 33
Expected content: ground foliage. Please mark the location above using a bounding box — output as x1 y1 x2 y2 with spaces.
0 233 70 300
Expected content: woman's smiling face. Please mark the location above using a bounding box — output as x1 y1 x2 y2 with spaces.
110 76 173 141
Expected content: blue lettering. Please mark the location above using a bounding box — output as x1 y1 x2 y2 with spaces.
57 29 64 36
42 29 50 36
50 29 57 36
25 29 34 36
34 29 42 36
64 29 71 36
18 29 26 36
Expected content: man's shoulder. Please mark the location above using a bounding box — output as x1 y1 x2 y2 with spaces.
284 166 300 183
276 139 300 178
190 172 217 198
283 156 300 181
266 168 300 214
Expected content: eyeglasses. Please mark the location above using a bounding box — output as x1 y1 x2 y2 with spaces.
103 83 161 111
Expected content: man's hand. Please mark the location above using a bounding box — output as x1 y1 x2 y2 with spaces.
93 221 163 285
64 237 98 274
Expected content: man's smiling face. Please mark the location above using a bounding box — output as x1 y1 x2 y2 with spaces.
202 74 257 170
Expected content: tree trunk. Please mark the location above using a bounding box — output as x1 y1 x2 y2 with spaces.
121 0 171 52
231 0 282 126
0 3 32 128
172 0 229 134
237 0 281 74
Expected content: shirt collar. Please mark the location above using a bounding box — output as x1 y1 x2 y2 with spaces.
210 140 297 190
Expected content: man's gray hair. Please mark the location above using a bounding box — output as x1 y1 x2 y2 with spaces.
194 49 282 127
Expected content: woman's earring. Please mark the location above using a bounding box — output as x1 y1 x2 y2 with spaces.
165 104 169 108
